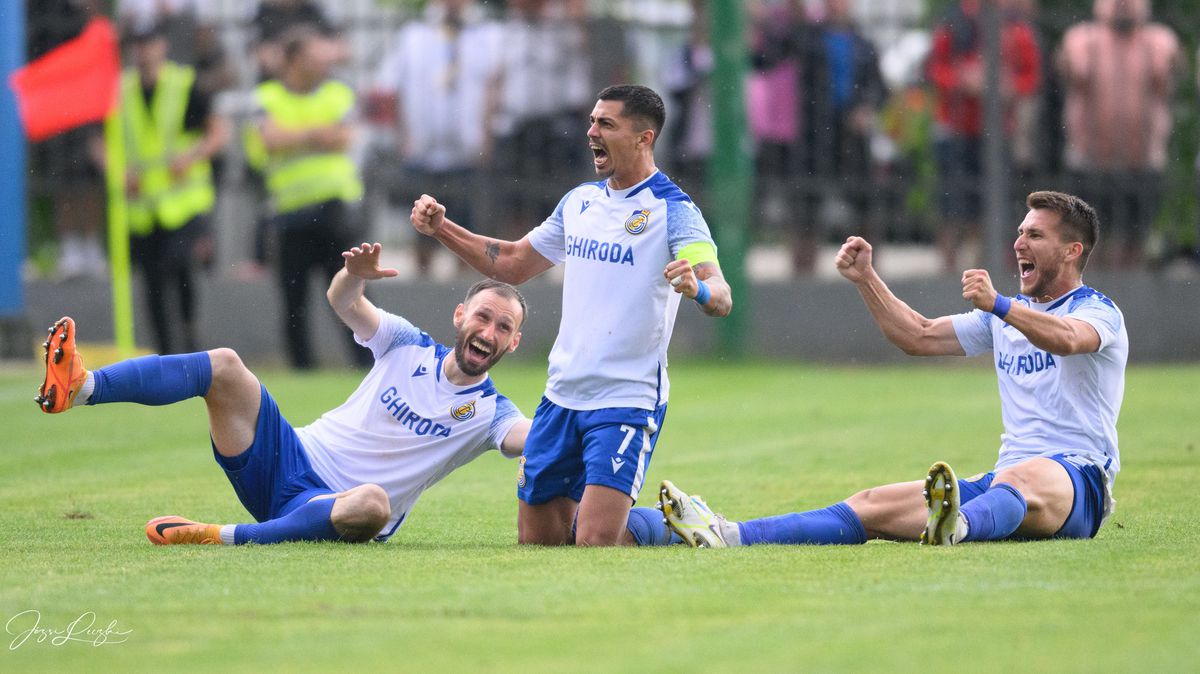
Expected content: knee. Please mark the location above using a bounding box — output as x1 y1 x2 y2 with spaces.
333 484 390 543
207 348 248 385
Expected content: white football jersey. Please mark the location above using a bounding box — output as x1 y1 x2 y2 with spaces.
951 285 1128 482
526 170 716 411
295 310 523 540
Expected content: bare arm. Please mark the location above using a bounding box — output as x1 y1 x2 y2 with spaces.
327 242 399 342
663 259 732 317
499 418 531 458
260 119 353 153
410 194 554 284
836 237 964 357
960 270 1100 356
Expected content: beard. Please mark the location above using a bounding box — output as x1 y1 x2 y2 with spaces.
453 329 504 377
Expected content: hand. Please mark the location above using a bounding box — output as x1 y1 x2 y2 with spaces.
410 194 446 236
664 258 699 298
342 242 400 280
169 152 194 181
834 236 874 283
961 269 999 311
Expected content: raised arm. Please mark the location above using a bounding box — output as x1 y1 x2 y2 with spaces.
835 237 964 357
326 242 399 342
961 270 1100 356
663 259 732 317
410 194 553 284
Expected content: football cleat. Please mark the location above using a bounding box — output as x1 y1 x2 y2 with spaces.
920 461 963 545
36 317 88 414
146 516 223 545
659 480 729 548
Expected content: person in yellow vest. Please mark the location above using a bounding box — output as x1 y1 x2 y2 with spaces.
115 23 228 354
252 25 369 369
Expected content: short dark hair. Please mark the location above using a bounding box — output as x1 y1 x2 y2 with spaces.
280 24 322 64
464 279 528 327
597 84 665 143
1026 191 1100 271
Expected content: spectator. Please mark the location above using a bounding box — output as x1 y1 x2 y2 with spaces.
489 0 591 242
371 0 503 275
111 23 229 354
662 0 713 195
251 25 369 369
800 0 888 271
249 0 340 80
927 0 1041 271
1057 0 1184 268
746 0 806 270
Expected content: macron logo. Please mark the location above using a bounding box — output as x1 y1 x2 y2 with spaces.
610 457 624 473
412 364 429 377
580 200 592 214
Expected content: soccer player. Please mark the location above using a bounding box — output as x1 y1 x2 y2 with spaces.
410 84 732 546
35 243 532 545
659 190 1126 547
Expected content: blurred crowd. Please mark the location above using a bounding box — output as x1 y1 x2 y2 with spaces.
23 0 1200 361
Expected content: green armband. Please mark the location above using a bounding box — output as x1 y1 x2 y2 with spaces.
675 242 720 269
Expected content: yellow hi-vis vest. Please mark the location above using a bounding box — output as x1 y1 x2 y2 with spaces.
253 79 363 214
117 62 215 235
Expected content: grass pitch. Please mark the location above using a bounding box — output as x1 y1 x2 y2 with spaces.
1 360 1198 672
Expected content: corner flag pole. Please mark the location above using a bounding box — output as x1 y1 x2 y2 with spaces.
707 0 751 356
103 99 135 358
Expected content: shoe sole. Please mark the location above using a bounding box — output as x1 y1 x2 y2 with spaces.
921 461 959 545
659 480 723 548
35 317 83 414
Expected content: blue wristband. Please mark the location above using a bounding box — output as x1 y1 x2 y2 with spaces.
991 294 1012 319
693 280 711 306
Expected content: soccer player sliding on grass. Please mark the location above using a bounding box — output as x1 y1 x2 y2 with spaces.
659 191 1128 547
35 242 533 545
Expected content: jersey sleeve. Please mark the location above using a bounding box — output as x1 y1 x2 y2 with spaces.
357 309 435 359
525 190 570 264
487 393 525 456
1066 295 1123 350
950 309 995 356
666 198 718 264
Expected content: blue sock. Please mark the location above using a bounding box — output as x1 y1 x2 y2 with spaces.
234 498 340 544
88 353 212 406
738 502 867 546
961 483 1027 542
626 506 683 546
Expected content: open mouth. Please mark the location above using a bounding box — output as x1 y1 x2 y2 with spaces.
589 143 608 168
466 337 493 362
1018 260 1035 280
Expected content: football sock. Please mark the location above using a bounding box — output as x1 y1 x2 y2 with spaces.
233 498 340 544
75 372 97 406
960 483 1027 542
87 353 212 406
737 502 867 546
626 506 683 546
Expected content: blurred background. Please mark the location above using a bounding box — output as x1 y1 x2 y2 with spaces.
6 0 1200 365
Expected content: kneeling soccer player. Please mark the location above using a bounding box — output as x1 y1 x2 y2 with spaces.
36 243 532 545
658 191 1126 547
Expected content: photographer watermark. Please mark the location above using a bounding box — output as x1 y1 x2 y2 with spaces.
6 610 132 649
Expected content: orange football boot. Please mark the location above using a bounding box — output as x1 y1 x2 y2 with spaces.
36 317 88 413
146 516 224 545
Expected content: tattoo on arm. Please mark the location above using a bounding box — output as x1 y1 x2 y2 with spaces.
485 242 500 265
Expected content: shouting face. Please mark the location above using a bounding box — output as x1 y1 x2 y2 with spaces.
451 290 523 378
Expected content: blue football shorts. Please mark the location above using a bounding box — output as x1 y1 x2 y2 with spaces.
518 397 668 505
212 384 335 522
956 453 1108 539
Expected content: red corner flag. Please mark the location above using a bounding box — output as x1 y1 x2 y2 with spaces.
9 17 120 142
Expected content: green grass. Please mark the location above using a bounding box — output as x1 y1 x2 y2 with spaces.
1 361 1198 672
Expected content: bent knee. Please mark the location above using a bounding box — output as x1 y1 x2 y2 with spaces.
207 348 249 382
333 484 391 543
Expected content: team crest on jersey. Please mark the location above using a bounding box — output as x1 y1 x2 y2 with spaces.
624 209 650 235
450 400 476 421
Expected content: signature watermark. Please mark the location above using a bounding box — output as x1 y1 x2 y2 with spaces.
5 610 132 650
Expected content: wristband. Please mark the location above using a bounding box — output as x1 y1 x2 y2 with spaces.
693 280 711 306
991 294 1012 319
